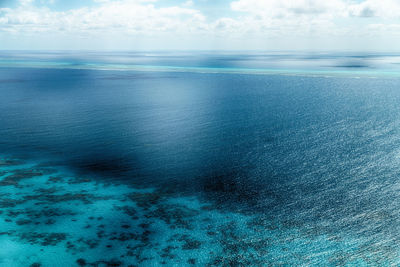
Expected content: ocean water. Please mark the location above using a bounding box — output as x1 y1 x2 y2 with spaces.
1 52 400 266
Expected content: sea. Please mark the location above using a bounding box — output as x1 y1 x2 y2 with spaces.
1 51 400 266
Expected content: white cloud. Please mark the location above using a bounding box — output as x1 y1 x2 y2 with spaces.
0 0 206 35
231 0 400 19
348 0 400 18
182 0 194 7
19 0 35 5
223 0 349 38
225 0 400 38
230 0 347 18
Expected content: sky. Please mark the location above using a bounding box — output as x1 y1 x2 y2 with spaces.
0 0 400 51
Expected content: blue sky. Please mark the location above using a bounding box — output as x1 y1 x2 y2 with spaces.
1 0 400 51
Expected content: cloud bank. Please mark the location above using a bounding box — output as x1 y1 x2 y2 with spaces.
1 0 400 50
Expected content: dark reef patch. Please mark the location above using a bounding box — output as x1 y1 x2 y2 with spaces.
0 159 24 167
128 192 162 209
147 203 199 230
16 219 33 225
76 258 123 267
160 245 178 259
76 258 87 266
23 192 112 204
0 198 25 208
114 205 139 220
200 170 278 211
0 168 57 187
19 232 67 246
178 235 202 250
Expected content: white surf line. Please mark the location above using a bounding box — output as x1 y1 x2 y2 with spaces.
0 60 399 79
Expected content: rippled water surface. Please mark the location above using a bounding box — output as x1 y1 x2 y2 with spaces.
1 52 400 266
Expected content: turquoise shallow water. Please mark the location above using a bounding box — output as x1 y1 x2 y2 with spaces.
0 155 388 266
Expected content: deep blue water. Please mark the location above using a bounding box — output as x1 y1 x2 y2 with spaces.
1 52 400 266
